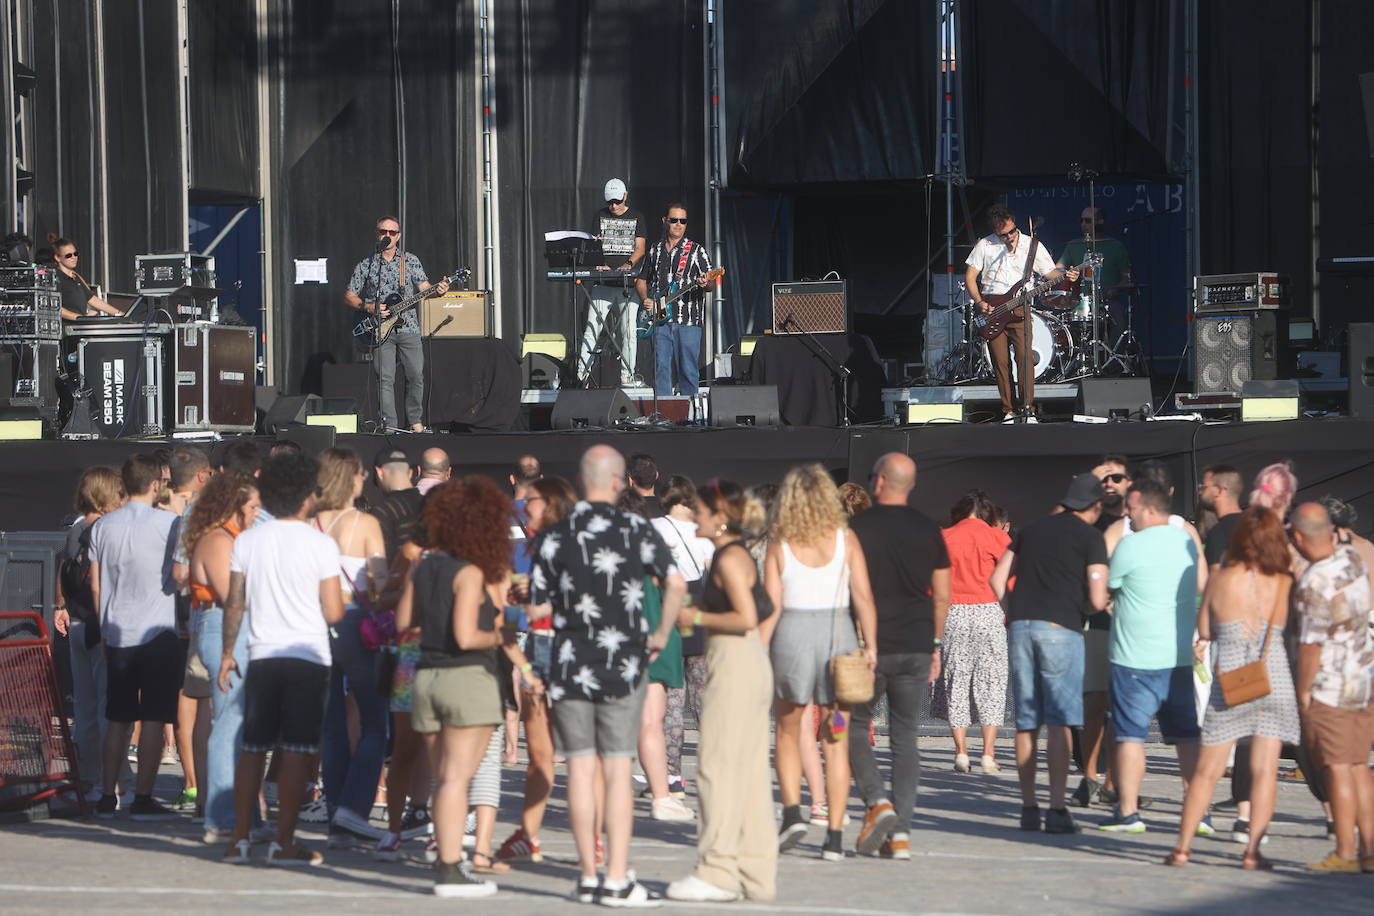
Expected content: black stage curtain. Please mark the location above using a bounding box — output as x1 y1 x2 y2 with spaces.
493 0 706 349
101 0 185 290
188 0 258 198
266 0 476 395
726 0 937 187
748 333 885 426
960 0 1177 181
1198 1 1313 317
28 1 103 268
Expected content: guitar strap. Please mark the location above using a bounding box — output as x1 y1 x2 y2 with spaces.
1021 237 1040 283
674 240 693 280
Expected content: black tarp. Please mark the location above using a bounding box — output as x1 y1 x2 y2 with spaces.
101 0 185 290
264 0 476 393
726 0 938 187
188 0 258 199
958 0 1178 182
493 0 706 349
28 0 104 267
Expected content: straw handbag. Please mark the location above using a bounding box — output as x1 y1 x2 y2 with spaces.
826 539 873 705
1218 571 1274 707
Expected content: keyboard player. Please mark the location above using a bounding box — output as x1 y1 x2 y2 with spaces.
52 236 124 319
576 178 646 386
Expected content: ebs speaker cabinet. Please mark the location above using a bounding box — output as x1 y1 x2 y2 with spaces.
1192 311 1285 393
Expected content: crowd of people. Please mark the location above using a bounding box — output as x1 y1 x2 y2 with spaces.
48 439 1374 903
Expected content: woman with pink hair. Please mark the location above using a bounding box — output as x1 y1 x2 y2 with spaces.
1248 462 1298 521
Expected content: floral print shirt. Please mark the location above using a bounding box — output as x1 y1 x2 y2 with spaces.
1297 545 1374 710
530 501 675 701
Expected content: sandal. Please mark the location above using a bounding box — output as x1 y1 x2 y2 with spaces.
1242 851 1274 871
1163 848 1190 867
470 851 511 874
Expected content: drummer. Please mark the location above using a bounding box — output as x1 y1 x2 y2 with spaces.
50 235 124 320
1056 208 1133 306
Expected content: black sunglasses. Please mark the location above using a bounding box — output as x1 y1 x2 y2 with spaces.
997 227 1018 240
1101 473 1128 484
607 198 624 206
666 217 687 224
377 228 400 236
60 251 79 258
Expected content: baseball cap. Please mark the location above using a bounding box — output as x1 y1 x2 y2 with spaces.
374 446 412 468
1060 472 1105 511
604 178 627 202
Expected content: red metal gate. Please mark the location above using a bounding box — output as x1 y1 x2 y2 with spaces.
0 611 85 814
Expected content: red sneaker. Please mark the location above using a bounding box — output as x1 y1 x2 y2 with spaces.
495 827 544 864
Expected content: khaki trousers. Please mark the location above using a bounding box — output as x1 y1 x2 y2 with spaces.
695 631 777 899
987 312 1035 414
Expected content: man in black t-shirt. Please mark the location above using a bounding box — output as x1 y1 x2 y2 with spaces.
626 453 663 518
991 473 1109 834
371 447 423 565
576 178 647 386
1199 464 1244 569
849 453 950 858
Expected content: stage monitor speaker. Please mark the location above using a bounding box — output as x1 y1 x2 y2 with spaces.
709 385 780 427
522 353 562 390
262 394 320 435
1348 322 1374 417
772 280 847 335
551 389 634 429
1078 378 1154 420
422 292 488 337
1192 311 1285 393
277 422 335 455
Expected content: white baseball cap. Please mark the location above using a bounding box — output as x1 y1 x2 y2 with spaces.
604 178 627 202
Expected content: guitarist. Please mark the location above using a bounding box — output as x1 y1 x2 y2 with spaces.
344 216 449 432
964 205 1076 423
635 203 713 397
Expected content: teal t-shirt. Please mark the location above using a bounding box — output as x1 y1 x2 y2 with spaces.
1107 524 1198 669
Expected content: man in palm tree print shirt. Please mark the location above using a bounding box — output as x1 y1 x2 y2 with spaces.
528 445 686 905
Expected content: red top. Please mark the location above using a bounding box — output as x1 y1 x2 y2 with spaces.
942 517 1011 605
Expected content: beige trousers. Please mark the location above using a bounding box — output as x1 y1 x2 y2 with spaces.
695 630 777 899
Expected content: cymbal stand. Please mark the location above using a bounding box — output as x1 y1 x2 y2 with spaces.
1101 286 1144 375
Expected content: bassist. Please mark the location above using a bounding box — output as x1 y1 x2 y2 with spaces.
635 203 713 397
344 215 449 432
964 205 1076 423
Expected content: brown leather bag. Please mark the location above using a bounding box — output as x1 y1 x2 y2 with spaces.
1217 571 1275 707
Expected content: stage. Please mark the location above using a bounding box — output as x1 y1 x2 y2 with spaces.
3 417 1373 535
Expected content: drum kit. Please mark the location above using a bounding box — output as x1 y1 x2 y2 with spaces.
930 253 1145 385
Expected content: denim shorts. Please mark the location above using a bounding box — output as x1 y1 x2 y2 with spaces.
1109 664 1200 744
1008 620 1085 730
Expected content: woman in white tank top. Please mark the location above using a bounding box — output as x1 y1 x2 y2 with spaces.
760 464 878 861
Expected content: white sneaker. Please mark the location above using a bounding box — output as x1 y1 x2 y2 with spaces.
598 878 662 908
1025 415 1039 424
980 755 1001 774
1001 414 1017 425
651 796 695 822
666 874 740 902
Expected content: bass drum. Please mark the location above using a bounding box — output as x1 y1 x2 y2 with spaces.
982 309 1072 382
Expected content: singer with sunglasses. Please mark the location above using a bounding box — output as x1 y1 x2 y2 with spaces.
344 216 448 432
51 236 123 320
636 204 714 398
964 204 1076 423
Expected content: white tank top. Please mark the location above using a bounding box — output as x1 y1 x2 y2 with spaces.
780 529 849 612
319 508 369 600
1121 513 1186 536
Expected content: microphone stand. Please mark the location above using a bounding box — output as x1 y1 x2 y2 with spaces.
782 314 853 427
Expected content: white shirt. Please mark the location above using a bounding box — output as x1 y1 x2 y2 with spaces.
89 500 179 648
231 519 341 664
651 515 714 583
965 233 1057 296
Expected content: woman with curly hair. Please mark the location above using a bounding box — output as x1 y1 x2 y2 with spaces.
395 476 541 897
760 463 878 861
183 472 261 840
496 476 577 865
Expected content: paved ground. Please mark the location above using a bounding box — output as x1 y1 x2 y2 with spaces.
1 736 1367 915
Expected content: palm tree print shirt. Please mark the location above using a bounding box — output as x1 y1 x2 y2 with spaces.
530 501 677 701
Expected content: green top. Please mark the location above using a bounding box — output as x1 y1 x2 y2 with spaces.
1108 525 1198 670
1058 237 1132 297
642 575 684 688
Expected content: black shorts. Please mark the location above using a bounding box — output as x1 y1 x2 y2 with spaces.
105 630 184 724
241 657 330 754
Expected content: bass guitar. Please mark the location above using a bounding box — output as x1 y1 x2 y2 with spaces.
352 267 472 349
636 267 726 339
972 263 1084 341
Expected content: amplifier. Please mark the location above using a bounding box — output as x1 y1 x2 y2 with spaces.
0 265 59 290
0 289 62 339
77 335 167 437
422 291 489 337
172 323 256 432
1193 272 1289 313
1193 311 1286 393
772 280 847 335
135 252 216 295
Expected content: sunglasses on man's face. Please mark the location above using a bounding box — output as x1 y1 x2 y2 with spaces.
61 251 79 259
1101 473 1128 484
607 199 624 206
377 229 400 236
666 217 687 225
997 228 1018 240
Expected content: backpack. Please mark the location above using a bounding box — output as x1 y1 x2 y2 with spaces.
59 524 98 625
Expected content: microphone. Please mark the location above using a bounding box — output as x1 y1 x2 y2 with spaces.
376 236 391 252
427 315 453 338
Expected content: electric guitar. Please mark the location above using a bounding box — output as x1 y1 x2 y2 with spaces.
636 268 726 339
352 267 472 349
972 262 1084 341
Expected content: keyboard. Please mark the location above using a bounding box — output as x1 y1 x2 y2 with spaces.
545 268 638 281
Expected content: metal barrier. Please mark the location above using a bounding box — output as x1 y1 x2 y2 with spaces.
0 611 85 815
